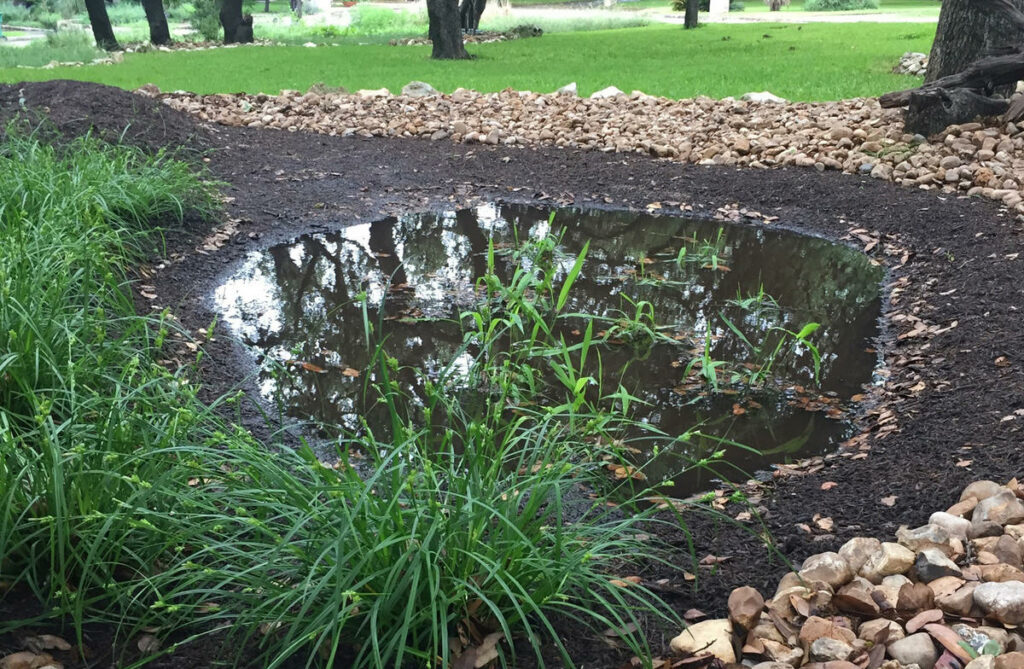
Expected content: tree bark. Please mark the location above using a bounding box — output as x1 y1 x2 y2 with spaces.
84 0 120 51
927 0 1024 96
904 88 1011 135
458 0 486 32
684 0 699 28
881 50 1024 107
141 0 171 45
220 0 254 43
427 0 470 59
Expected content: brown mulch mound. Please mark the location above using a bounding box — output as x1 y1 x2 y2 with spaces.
0 80 209 152
1 80 1023 669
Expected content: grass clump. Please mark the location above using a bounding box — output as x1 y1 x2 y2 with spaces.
0 130 220 617
0 131 687 667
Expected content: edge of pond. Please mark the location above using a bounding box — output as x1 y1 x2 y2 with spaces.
145 125 1024 666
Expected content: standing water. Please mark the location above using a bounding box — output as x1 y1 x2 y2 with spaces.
215 204 883 496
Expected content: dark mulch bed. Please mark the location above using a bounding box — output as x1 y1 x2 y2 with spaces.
2 79 1023 668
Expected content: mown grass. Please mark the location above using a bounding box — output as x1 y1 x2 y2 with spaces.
0 130 702 667
0 22 931 100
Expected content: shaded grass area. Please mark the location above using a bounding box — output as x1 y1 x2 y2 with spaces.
0 23 932 100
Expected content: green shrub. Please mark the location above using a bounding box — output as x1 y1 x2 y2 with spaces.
804 0 878 10
0 1 33 24
166 1 195 21
31 0 80 19
190 0 221 40
347 5 424 36
104 0 146 22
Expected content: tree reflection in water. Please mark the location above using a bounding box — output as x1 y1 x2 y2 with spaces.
215 204 882 496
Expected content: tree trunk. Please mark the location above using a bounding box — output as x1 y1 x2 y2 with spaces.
927 0 1024 96
264 0 270 11
141 0 171 45
427 0 470 59
684 0 699 28
84 0 120 50
220 0 254 43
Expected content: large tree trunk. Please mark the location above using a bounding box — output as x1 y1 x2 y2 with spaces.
220 0 254 43
461 0 486 32
927 0 1024 96
142 0 171 45
427 0 470 59
84 0 120 51
684 0 699 28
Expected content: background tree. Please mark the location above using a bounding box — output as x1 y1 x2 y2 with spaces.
684 0 698 28
220 0 254 43
142 0 172 45
926 0 1024 96
84 0 120 50
427 0 470 59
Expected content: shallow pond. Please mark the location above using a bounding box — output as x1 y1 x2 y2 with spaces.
215 204 883 496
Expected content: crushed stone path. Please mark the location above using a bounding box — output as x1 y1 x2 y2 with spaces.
151 86 1024 220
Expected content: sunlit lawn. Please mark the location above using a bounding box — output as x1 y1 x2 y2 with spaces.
0 22 933 100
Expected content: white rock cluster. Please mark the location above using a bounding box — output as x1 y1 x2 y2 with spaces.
893 52 929 77
146 83 1024 218
671 479 1024 669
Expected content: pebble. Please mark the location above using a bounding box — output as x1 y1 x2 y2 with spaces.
997 653 1024 669
962 482 1008 503
888 633 939 669
670 619 736 662
839 537 882 574
861 543 916 584
974 581 1024 625
930 512 972 540
975 491 1024 526
799 552 853 589
809 637 855 662
915 548 963 582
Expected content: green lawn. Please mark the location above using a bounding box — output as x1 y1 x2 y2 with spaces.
0 23 933 100
722 0 940 17
538 0 939 13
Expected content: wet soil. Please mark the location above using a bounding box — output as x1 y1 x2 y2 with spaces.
2 80 1024 668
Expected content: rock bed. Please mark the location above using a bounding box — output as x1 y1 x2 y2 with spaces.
150 85 1024 216
670 478 1024 669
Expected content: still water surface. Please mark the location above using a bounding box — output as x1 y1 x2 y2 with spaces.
215 205 882 495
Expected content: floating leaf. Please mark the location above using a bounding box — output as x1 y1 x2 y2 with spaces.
286 360 326 374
